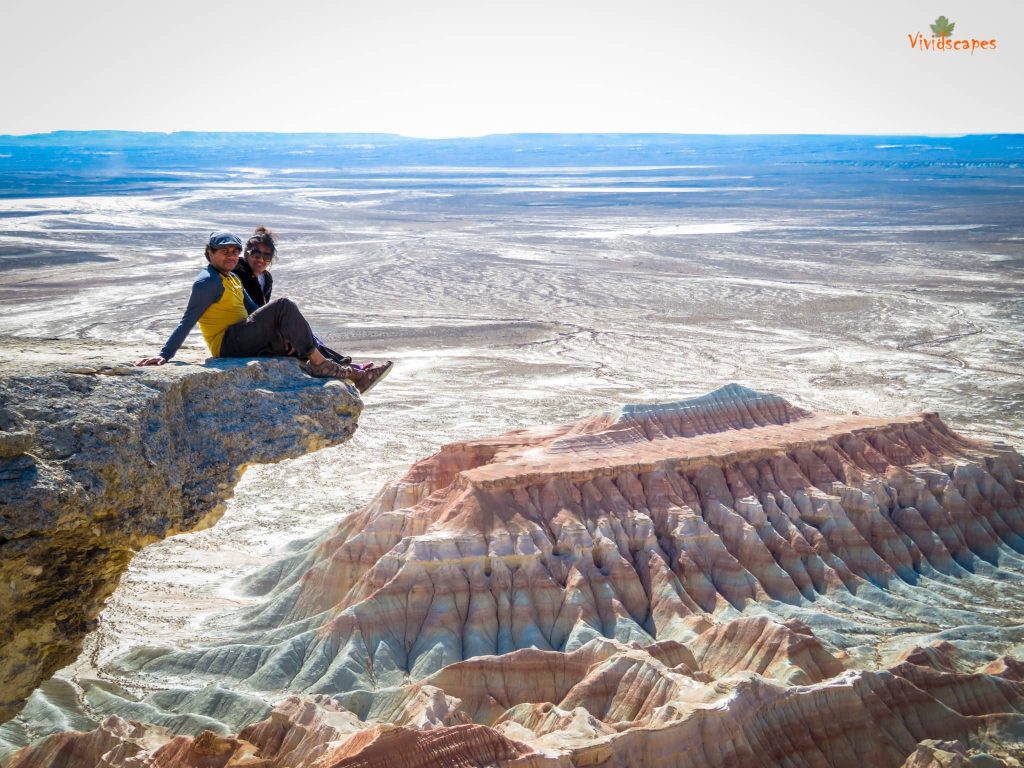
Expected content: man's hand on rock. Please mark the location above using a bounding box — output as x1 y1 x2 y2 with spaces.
135 356 167 366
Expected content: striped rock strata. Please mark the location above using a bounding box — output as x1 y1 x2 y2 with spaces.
7 623 1023 767
6 384 1024 767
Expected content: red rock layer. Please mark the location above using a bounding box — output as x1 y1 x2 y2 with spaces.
9 660 1023 768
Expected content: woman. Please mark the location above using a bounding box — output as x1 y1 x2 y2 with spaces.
234 226 275 307
234 226 354 366
135 231 392 394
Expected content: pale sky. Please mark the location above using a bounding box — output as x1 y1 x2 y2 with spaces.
1 0 1021 136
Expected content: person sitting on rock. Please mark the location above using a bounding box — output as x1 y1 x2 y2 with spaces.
135 232 392 393
234 225 354 366
233 226 275 306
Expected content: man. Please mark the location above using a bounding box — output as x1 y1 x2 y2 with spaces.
136 232 391 394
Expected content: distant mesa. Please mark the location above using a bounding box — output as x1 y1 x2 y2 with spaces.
8 383 1021 766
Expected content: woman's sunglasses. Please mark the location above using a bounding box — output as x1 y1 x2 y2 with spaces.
248 249 274 262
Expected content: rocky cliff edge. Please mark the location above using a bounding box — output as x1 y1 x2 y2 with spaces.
0 338 362 721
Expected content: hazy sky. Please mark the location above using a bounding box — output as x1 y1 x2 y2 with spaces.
2 0 1021 136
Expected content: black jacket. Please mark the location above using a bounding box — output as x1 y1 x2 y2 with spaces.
232 258 273 307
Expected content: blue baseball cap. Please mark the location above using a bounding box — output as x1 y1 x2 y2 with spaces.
208 231 243 249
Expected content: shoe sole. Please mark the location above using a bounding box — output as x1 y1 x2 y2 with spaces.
358 361 393 395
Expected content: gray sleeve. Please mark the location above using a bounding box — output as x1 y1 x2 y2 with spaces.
158 271 224 360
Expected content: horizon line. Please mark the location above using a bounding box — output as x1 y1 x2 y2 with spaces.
3 130 1019 141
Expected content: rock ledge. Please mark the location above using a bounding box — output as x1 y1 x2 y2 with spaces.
0 352 362 721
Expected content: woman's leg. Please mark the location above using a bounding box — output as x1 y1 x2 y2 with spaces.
220 298 319 359
221 298 392 391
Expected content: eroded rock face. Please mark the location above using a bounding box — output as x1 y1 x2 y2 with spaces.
4 698 547 768
6 384 1024 766
0 357 361 722
7 641 1023 768
120 384 1023 691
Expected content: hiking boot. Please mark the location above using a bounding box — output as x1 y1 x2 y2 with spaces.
301 358 393 394
354 360 393 394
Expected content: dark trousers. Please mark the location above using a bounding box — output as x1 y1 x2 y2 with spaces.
220 298 317 359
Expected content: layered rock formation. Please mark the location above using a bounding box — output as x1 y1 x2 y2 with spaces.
0 354 362 722
8 636 1023 768
5 384 1024 766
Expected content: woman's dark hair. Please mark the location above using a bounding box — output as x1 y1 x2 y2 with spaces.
244 226 277 261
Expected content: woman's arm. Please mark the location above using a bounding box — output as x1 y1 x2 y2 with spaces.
137 271 223 364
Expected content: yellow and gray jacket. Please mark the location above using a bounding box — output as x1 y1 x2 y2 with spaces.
159 265 259 359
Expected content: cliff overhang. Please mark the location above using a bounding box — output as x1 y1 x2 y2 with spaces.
0 351 362 721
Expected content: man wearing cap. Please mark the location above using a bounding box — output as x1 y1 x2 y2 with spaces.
135 232 392 393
